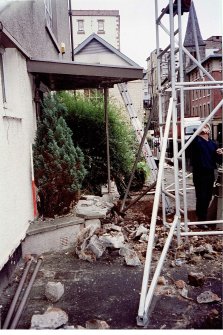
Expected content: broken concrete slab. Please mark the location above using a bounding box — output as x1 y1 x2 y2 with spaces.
99 232 125 249
30 307 68 329
87 235 106 259
119 246 141 266
85 219 101 230
76 197 114 219
45 281 64 302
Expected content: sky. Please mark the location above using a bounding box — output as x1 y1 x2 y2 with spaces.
71 0 223 69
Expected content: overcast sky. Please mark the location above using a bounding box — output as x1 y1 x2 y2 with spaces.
72 0 222 69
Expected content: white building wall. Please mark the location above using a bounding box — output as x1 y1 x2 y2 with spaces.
110 80 145 125
73 14 119 49
0 48 36 270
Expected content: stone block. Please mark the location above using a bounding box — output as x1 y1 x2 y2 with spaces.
87 235 106 258
30 307 68 329
99 232 124 249
45 281 64 302
85 219 101 230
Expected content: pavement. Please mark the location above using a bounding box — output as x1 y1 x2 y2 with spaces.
1 234 222 330
1 164 222 330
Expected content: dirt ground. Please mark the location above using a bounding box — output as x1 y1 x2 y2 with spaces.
1 194 222 330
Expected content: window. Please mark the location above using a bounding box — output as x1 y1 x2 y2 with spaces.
207 103 210 114
44 0 52 30
77 20 84 33
203 104 206 117
199 105 202 117
0 49 6 103
207 89 211 96
97 20 105 33
44 0 60 52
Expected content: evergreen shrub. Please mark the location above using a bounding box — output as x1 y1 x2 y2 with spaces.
33 94 86 218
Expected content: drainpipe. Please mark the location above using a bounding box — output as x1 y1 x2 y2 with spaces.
68 0 74 61
9 256 43 329
104 87 111 193
2 257 33 329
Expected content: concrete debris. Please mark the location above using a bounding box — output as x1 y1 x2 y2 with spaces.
119 246 141 266
197 291 221 304
45 281 64 302
135 224 148 238
157 276 167 285
85 319 110 329
76 197 114 219
99 232 125 249
180 287 193 301
139 233 149 242
85 219 101 230
175 280 186 289
203 243 215 254
188 272 205 287
75 226 98 262
175 258 186 266
87 235 106 258
103 223 122 232
30 307 68 329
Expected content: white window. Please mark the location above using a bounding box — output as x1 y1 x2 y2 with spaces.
44 0 52 29
77 20 84 33
0 48 6 103
98 20 104 33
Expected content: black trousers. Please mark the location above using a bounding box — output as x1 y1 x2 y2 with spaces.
193 170 215 221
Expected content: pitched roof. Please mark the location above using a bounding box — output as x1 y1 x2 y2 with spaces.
73 33 141 68
183 2 205 47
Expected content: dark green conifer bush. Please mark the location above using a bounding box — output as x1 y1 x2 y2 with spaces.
33 94 86 218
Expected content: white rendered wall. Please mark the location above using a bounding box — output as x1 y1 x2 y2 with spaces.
110 80 145 125
73 15 119 49
0 48 36 270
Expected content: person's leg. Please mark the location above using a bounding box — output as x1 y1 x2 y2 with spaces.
193 173 213 223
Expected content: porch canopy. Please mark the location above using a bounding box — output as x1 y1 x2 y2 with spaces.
27 58 143 90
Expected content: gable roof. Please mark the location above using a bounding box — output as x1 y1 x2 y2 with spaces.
183 2 205 47
73 33 142 68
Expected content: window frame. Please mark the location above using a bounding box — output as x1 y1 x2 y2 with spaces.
44 0 60 52
97 19 105 34
77 19 85 34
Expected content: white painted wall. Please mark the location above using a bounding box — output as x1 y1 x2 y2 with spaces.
0 48 36 270
110 80 145 125
73 15 119 49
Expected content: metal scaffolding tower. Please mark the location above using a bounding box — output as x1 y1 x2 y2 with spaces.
137 0 223 326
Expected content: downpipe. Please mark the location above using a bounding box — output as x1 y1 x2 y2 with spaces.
2 256 33 329
9 256 43 329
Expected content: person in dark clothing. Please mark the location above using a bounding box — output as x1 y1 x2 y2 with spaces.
190 123 223 227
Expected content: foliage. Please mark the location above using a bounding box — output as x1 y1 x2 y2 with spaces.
58 91 137 195
130 161 150 191
33 94 86 218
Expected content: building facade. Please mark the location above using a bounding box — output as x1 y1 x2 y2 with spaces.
0 1 143 290
72 10 120 50
72 9 145 124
